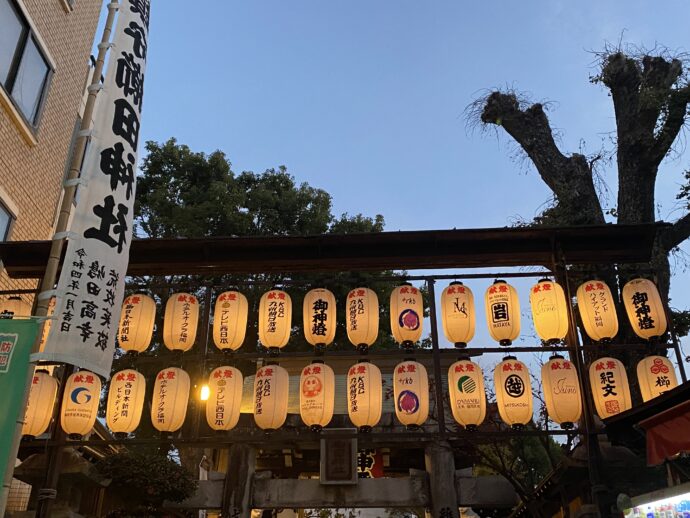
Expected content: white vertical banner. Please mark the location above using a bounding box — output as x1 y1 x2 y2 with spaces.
33 0 150 378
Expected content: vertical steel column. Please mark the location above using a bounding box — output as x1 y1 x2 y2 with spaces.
427 279 447 438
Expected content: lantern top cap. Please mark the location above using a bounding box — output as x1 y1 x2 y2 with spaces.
538 277 553 283
35 368 51 374
493 279 506 284
311 359 325 365
502 355 517 361
549 354 565 361
449 281 464 286
400 281 413 286
7 295 21 300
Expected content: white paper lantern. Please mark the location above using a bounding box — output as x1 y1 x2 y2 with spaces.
636 356 678 402
259 290 292 350
346 288 379 350
106 369 146 435
163 293 199 351
441 283 475 347
447 359 486 430
393 360 429 428
390 285 424 347
0 296 31 318
254 364 290 430
622 278 668 341
576 280 619 342
118 294 156 353
61 370 102 438
485 280 521 346
299 362 335 430
151 367 190 432
541 356 582 429
22 370 58 437
303 288 337 348
207 366 243 431
530 279 569 344
494 357 533 428
38 297 56 353
213 291 248 351
589 357 631 419
347 361 382 431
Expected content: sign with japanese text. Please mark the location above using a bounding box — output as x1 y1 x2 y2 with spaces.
589 357 631 419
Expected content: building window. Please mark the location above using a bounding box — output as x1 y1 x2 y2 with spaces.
0 202 13 241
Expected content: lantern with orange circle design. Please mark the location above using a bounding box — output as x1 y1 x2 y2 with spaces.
299 362 335 431
636 356 678 402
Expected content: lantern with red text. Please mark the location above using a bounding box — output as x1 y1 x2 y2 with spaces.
151 368 190 432
254 364 289 430
390 284 424 347
163 293 199 351
494 357 533 429
589 357 631 419
300 362 335 431
530 279 569 345
22 370 58 437
346 288 379 351
259 290 292 350
207 366 243 431
213 291 248 351
448 360 486 430
441 282 475 347
38 297 56 353
0 296 30 318
576 281 618 342
393 361 429 428
541 356 582 429
637 356 678 402
303 289 337 348
347 362 382 431
622 279 668 341
106 369 146 435
118 294 156 353
61 371 102 439
485 280 520 346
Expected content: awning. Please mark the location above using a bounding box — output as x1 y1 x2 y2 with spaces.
639 400 690 465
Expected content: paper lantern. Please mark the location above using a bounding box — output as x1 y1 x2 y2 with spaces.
0 296 31 318
300 362 335 430
441 282 475 347
258 290 292 350
346 288 379 350
207 366 243 431
485 280 521 346
390 284 424 347
22 370 58 437
448 359 486 430
589 357 631 419
118 294 156 353
163 293 199 351
253 364 289 430
393 360 429 428
106 369 146 435
494 357 533 429
347 361 382 431
622 278 668 340
303 288 337 348
61 370 101 438
541 356 582 429
637 356 678 402
151 367 190 432
38 297 56 353
576 280 618 342
530 279 569 344
213 291 248 351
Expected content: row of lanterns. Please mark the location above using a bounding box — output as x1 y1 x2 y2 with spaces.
23 353 678 438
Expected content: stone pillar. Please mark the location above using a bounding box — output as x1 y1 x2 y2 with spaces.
424 442 459 518
221 444 256 518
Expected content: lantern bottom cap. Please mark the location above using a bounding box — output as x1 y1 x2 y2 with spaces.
22 434 36 440
454 342 468 349
405 424 422 431
358 426 373 433
113 432 128 440
560 422 575 430
499 340 512 346
544 338 563 346
356 344 370 354
67 433 83 441
510 424 526 431
464 425 478 432
310 425 323 433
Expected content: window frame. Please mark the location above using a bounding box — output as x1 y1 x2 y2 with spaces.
0 200 15 242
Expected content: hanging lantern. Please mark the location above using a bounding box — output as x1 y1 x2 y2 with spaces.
589 357 631 419
151 367 190 433
60 370 102 439
347 361 382 431
303 288 337 348
299 362 335 431
258 290 292 350
393 360 429 428
22 370 58 437
541 356 582 429
576 280 619 342
494 357 533 429
213 291 248 351
253 364 290 430
636 356 678 402
441 282 475 348
0 296 31 318
207 366 243 431
485 280 521 346
390 284 424 348
530 279 569 345
118 294 156 353
447 359 486 430
346 288 379 351
163 293 199 352
38 297 56 353
106 369 146 435
622 278 668 341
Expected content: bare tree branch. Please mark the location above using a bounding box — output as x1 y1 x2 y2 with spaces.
661 211 690 250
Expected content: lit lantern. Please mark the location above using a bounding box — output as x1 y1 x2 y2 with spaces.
441 282 475 347
576 280 618 342
390 284 424 347
303 288 337 348
494 357 533 429
151 367 190 432
106 369 146 435
0 296 31 318
541 356 582 429
636 356 678 402
60 370 102 439
589 357 631 419
347 361 382 431
530 279 569 344
485 280 521 346
22 370 58 437
163 293 199 351
253 364 290 430
622 278 668 341
299 362 335 431
213 291 248 351
38 297 56 353
393 360 429 428
118 294 156 353
447 359 486 430
258 290 292 350
207 366 243 431
346 288 379 350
